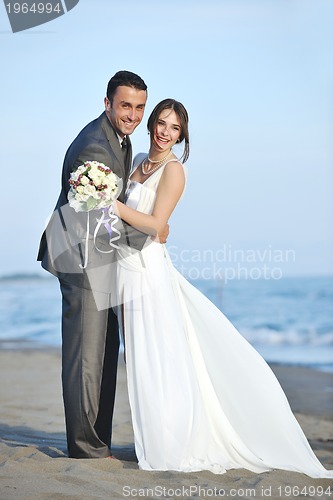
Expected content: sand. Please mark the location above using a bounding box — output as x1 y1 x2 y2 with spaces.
0 349 332 500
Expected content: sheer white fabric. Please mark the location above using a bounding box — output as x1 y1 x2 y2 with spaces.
114 154 333 477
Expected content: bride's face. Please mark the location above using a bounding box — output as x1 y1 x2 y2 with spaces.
152 109 181 153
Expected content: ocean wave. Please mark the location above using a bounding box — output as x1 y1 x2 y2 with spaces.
241 327 333 347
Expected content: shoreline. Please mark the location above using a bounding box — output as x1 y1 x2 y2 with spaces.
0 349 332 499
1 340 332 374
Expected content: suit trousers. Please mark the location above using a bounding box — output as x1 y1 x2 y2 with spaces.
59 279 119 458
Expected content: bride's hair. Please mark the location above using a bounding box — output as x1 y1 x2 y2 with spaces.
147 99 190 163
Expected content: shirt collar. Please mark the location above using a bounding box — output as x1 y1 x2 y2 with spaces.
117 132 126 145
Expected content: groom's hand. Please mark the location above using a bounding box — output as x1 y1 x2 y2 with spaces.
154 223 169 244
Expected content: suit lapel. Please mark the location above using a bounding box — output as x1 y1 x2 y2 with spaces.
100 113 126 176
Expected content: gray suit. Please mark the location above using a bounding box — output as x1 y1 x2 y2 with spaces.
37 112 146 458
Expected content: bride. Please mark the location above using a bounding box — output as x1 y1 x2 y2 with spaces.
112 98 332 477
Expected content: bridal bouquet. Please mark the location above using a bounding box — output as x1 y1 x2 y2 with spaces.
68 161 122 212
67 161 123 269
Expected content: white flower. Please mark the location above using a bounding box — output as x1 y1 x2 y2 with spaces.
108 172 118 184
83 184 97 196
75 193 89 202
88 170 103 185
105 179 117 193
76 185 84 194
70 171 80 182
80 175 90 185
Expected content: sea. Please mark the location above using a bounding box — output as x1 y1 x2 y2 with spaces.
0 274 332 373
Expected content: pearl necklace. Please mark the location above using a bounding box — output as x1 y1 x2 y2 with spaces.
148 150 172 163
141 151 172 175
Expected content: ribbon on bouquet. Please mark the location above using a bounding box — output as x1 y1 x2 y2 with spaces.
79 204 121 270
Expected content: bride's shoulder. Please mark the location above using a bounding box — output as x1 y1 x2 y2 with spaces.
164 157 186 175
162 158 186 185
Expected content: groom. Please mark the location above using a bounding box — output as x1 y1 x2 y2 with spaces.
38 71 148 458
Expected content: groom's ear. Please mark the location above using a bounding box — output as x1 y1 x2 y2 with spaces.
104 97 111 111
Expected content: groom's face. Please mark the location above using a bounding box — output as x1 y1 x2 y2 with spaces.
105 85 147 138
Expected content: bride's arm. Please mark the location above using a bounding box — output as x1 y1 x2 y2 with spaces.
114 161 185 237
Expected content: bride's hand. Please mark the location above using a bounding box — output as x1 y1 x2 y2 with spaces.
153 223 169 244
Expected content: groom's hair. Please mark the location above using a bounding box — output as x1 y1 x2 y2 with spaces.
107 71 147 104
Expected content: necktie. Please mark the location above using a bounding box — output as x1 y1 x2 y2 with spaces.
121 137 127 160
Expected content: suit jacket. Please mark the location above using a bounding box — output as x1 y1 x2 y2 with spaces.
37 112 147 292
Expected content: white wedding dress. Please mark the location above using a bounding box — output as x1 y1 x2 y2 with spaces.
114 153 333 477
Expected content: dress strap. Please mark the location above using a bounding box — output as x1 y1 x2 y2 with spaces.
147 157 184 181
163 158 183 167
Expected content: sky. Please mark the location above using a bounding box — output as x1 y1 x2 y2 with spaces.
1 0 332 279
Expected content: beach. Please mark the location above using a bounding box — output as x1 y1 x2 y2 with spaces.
0 349 332 500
